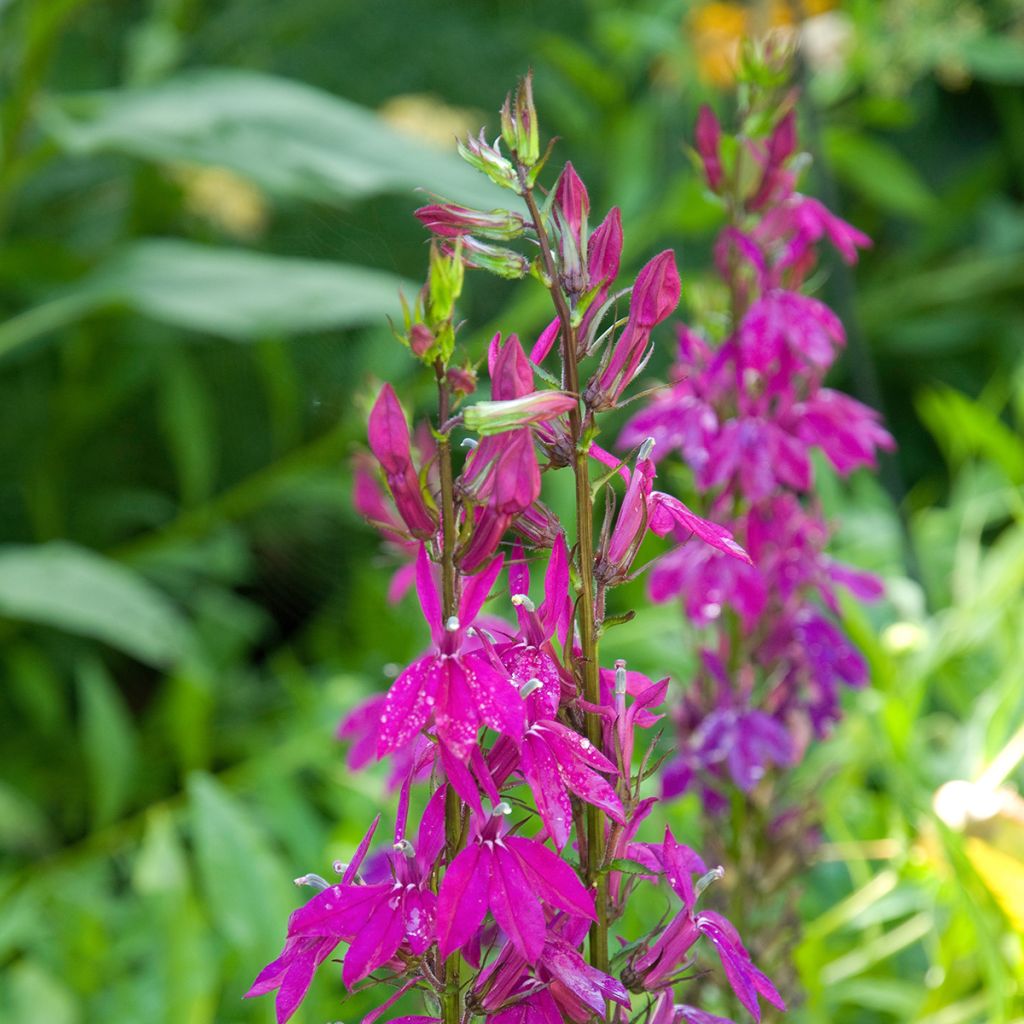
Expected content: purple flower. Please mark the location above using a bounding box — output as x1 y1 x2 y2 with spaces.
247 794 446 1022
627 829 785 1022
377 547 524 758
437 812 596 962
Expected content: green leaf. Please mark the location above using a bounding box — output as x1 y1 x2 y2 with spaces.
0 542 194 667
0 240 416 357
157 349 217 507
960 36 1024 84
86 239 413 341
824 127 937 220
77 658 139 828
40 68 508 208
187 772 293 955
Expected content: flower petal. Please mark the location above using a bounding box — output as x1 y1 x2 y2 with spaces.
504 836 595 921
491 843 547 962
437 843 489 957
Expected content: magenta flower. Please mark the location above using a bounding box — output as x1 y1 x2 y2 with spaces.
627 829 785 1022
477 914 629 1024
377 547 524 758
247 795 445 1023
437 812 596 962
586 250 681 410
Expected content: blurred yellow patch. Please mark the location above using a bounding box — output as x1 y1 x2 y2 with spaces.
171 164 268 240
965 837 1024 933
689 0 839 86
378 94 481 149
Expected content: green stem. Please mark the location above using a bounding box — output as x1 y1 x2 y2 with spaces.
434 360 463 1024
520 177 608 974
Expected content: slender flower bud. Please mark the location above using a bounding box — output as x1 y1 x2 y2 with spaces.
695 104 724 192
500 71 540 166
415 202 527 241
367 384 437 538
552 161 590 295
587 206 623 287
585 251 680 410
464 391 577 436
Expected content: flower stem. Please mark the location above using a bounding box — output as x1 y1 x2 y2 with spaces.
520 177 609 974
434 360 463 1024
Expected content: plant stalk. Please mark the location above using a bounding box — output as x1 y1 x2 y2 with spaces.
434 360 463 1024
520 177 609 974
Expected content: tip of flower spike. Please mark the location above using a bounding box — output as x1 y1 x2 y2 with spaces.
638 437 656 461
510 593 536 612
445 616 460 632
294 873 330 890
695 865 725 899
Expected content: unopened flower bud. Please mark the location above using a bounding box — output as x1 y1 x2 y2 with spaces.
415 202 527 241
464 391 577 436
448 366 477 396
409 322 434 357
454 236 530 279
695 104 724 192
500 71 540 166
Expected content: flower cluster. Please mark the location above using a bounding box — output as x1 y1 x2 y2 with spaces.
620 98 893 812
249 74 784 1024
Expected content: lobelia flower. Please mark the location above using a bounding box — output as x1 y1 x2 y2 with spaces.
436 807 596 962
246 789 445 1022
475 913 630 1024
376 546 524 758
625 829 785 1022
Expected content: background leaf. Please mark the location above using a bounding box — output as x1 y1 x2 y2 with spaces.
0 543 194 667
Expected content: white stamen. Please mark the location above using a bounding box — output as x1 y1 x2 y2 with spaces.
332 860 347 875
511 593 536 612
614 658 628 696
294 873 331 891
445 615 460 632
493 801 512 816
393 839 416 859
461 437 479 450
695 865 725 898
519 677 543 699
638 437 656 460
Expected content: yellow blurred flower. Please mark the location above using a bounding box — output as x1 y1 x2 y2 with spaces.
688 0 839 87
378 94 482 149
171 164 268 240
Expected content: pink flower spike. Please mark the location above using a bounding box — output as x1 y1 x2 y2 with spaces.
695 104 724 192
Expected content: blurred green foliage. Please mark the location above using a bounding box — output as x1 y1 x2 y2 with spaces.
1 1 1023 1022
